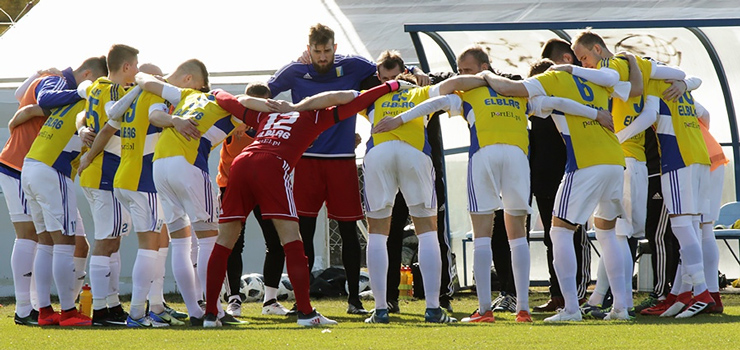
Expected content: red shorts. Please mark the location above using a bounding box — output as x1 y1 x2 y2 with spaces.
293 157 363 221
219 152 298 223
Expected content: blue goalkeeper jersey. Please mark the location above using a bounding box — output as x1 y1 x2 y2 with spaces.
267 54 376 157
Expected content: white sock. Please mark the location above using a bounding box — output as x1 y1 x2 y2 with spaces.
171 237 204 318
34 244 53 308
107 251 121 308
510 237 530 312
671 216 706 293
594 227 627 311
52 244 76 311
73 256 88 297
670 263 683 296
12 238 37 317
191 235 203 301
617 235 634 308
417 231 441 309
89 255 111 310
30 269 38 310
366 233 388 310
589 258 609 306
130 249 158 319
551 226 579 314
701 223 720 293
197 235 223 317
264 286 278 303
148 247 168 309
473 237 492 313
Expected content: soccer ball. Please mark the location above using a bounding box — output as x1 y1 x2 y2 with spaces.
240 273 265 302
345 270 371 294
277 273 295 301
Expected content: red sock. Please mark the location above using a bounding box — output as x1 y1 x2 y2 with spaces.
283 240 312 314
205 243 232 316
710 292 722 306
676 291 692 304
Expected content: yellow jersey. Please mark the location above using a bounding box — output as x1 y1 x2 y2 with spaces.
359 86 431 155
648 79 710 173
458 86 530 156
598 56 653 161
153 88 241 172
532 70 624 172
25 100 86 179
80 77 128 190
112 90 167 192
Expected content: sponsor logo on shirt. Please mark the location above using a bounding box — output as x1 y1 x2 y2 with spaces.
303 73 312 80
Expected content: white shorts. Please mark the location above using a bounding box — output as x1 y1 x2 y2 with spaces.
20 159 79 236
114 188 164 233
467 144 531 215
83 187 132 240
153 156 218 232
703 164 725 223
0 170 32 222
554 164 625 225
362 141 436 219
661 163 710 216
616 158 648 238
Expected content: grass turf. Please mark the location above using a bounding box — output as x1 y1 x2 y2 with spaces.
2 291 740 349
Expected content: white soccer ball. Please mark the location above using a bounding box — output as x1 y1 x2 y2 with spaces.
277 273 295 301
240 273 265 302
345 270 371 294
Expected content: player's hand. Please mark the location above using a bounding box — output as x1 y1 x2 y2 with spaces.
616 51 636 61
413 70 431 86
77 154 91 176
172 117 201 141
662 79 687 101
354 133 362 149
79 126 96 147
267 99 294 113
372 116 403 133
548 64 574 74
395 80 416 91
38 67 63 76
297 50 311 64
596 109 615 132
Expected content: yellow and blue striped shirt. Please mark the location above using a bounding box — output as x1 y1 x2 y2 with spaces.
26 100 86 179
598 56 654 161
359 86 431 155
112 90 167 192
531 70 624 172
80 77 128 190
458 86 530 156
153 88 241 172
648 79 710 173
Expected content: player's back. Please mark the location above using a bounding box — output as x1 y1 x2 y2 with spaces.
459 85 529 157
114 90 165 192
600 55 654 161
245 108 341 169
154 89 240 173
648 79 709 173
360 86 431 155
26 100 87 179
533 70 624 172
81 77 129 190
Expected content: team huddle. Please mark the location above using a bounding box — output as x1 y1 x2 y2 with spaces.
2 23 727 327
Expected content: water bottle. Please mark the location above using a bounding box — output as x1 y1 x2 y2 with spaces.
79 284 92 317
